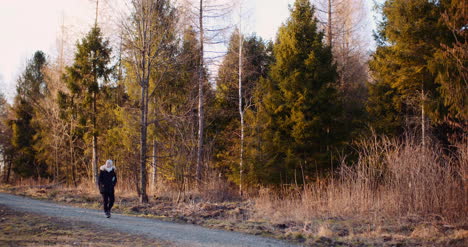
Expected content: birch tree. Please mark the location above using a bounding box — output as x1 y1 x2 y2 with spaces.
237 8 244 196
196 0 205 184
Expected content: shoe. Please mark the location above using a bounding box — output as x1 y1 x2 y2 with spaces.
106 211 111 218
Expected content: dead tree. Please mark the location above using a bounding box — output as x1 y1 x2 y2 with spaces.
179 0 235 187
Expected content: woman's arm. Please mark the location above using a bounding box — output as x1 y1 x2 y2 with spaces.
112 172 117 187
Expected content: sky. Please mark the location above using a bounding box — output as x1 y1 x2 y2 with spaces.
0 0 377 103
0 0 99 102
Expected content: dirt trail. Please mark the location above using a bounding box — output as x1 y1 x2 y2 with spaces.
0 193 297 247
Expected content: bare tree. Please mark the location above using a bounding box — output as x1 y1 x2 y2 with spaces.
91 0 100 187
196 0 205 185
122 0 176 203
313 0 370 86
237 1 244 197
178 0 235 186
43 19 81 183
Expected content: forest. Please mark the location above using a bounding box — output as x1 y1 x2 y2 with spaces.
0 0 466 229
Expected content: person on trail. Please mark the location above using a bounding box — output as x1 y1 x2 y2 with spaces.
98 159 117 218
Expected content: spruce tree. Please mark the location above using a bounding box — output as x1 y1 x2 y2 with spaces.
368 0 467 141
0 92 13 182
10 51 48 178
61 27 112 185
254 0 341 185
432 0 467 124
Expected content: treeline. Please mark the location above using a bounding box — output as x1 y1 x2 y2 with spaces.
0 0 465 202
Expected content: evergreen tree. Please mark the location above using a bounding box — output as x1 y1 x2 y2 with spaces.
10 97 36 177
432 0 467 125
17 51 48 102
0 92 13 182
211 30 273 184
368 0 466 138
252 0 342 185
10 51 48 178
60 27 112 184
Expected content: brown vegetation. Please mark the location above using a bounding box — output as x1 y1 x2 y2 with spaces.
253 135 467 245
2 135 466 246
255 135 467 223
0 205 167 246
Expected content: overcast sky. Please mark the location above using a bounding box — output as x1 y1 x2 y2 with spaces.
0 0 377 103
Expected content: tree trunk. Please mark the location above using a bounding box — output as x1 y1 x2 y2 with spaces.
54 137 58 182
2 155 5 182
196 0 205 186
69 122 74 186
72 157 77 187
94 0 99 27
238 23 244 197
151 138 157 193
421 87 425 148
92 0 99 187
140 82 149 203
92 91 98 186
328 0 332 47
5 155 12 183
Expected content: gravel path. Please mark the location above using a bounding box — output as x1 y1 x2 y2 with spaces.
0 193 298 247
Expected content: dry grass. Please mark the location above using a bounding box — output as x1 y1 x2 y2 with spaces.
254 135 467 225
2 134 466 246
0 205 168 246
316 224 334 238
410 224 444 239
253 135 467 245
149 172 240 203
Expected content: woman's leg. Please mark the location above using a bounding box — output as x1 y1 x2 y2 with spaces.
108 192 115 211
102 193 109 212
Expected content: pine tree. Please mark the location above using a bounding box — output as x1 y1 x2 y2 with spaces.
253 0 342 185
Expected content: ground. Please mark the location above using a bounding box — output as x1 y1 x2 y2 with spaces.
0 204 167 247
1 185 467 246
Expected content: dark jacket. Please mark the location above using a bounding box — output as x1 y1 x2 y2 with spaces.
98 165 117 194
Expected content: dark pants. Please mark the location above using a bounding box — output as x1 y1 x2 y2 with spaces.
101 191 115 212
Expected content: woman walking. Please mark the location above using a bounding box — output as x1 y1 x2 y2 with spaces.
98 159 117 218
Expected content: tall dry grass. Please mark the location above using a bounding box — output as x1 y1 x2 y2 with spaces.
254 135 467 225
151 172 239 203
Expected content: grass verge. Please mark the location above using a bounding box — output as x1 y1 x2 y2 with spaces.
0 204 169 246
1 184 467 246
